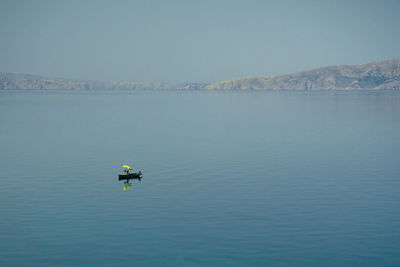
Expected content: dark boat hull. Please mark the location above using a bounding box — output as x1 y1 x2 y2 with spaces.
118 172 142 180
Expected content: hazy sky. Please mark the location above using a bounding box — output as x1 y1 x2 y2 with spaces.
1 0 399 82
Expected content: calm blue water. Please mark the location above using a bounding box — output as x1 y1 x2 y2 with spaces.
0 90 400 266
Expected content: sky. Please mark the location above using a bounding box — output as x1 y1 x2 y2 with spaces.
0 0 399 83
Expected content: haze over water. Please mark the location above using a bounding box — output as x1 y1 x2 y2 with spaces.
0 90 399 266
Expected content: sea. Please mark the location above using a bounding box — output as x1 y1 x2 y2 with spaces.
0 90 399 266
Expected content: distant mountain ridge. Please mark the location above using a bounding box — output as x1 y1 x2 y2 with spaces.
1 59 399 90
206 59 400 90
0 72 204 90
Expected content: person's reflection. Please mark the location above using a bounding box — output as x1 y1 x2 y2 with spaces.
120 176 141 191
123 181 132 191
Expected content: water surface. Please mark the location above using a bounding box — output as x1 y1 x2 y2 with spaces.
1 90 399 266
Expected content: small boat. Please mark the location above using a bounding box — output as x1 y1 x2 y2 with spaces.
118 171 143 180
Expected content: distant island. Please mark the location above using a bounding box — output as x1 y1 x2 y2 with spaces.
206 59 400 90
0 72 205 91
1 59 399 90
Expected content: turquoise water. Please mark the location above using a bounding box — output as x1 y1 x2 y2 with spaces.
0 90 399 266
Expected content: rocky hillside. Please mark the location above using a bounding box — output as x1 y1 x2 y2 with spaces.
0 73 204 90
1 59 399 90
206 59 400 90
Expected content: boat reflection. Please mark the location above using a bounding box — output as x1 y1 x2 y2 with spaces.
118 172 143 191
122 182 133 191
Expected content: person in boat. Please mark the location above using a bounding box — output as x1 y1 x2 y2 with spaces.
123 165 132 175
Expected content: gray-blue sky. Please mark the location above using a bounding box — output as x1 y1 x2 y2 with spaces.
1 0 399 83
